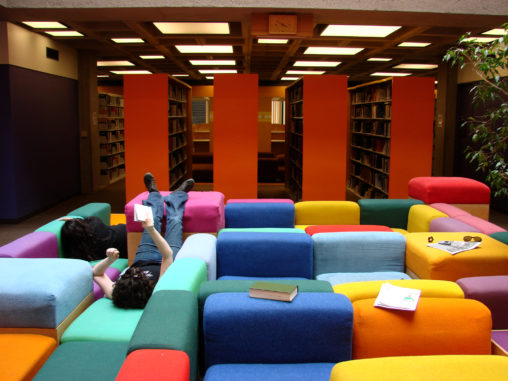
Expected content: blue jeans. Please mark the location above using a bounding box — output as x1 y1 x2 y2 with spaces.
133 190 188 264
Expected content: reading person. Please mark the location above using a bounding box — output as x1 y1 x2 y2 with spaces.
93 173 195 309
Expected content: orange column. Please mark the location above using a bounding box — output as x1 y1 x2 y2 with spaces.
390 77 435 198
124 74 169 201
303 75 349 200
213 74 258 200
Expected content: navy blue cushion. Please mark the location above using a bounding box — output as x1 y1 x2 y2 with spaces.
204 363 335 381
225 203 295 228
217 232 313 278
203 292 353 368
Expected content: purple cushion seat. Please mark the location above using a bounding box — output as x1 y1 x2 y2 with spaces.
0 231 58 258
492 331 508 354
93 267 121 300
429 217 480 233
457 276 508 329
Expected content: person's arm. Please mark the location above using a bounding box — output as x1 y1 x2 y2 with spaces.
141 218 173 277
92 248 119 299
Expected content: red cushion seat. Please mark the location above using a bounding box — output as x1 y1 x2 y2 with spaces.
116 349 189 381
408 177 490 204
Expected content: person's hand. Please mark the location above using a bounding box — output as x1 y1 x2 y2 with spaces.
141 217 154 231
58 217 74 221
106 248 119 261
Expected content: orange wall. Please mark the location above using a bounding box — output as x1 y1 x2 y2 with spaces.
124 74 169 201
303 75 349 200
213 74 258 200
390 77 435 198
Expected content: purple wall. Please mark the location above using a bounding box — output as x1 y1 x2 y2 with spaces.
0 64 80 220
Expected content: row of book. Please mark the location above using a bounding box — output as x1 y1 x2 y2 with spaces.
169 119 187 135
290 102 303 118
99 106 124 118
100 153 125 169
100 164 125 181
169 103 186 117
352 120 391 137
169 84 187 102
291 119 303 134
169 148 188 168
348 177 388 199
98 119 124 131
352 136 390 155
352 103 391 119
170 167 188 189
100 142 124 156
351 164 388 192
352 150 390 172
169 134 187 151
99 130 124 143
288 84 303 103
351 85 392 104
99 94 124 107
291 133 303 152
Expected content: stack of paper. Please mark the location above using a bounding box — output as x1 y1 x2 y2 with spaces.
134 204 153 222
374 282 422 311
427 241 481 255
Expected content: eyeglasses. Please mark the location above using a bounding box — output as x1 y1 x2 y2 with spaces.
428 236 434 243
463 235 482 242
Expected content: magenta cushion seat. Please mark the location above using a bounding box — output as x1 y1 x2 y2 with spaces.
125 191 225 233
227 199 294 204
429 217 480 233
429 203 472 218
454 215 506 235
408 177 490 204
0 231 58 258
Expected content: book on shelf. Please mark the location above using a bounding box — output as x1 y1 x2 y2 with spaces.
374 282 421 311
249 281 298 302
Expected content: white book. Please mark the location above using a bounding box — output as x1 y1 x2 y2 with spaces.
134 204 153 222
374 282 422 311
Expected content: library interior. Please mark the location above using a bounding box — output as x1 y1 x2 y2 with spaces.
1 2 508 380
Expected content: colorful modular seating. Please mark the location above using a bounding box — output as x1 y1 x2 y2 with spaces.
225 198 295 228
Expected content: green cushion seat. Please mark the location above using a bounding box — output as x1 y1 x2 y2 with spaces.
490 232 508 245
36 217 80 257
154 257 207 295
61 298 144 343
358 198 424 229
68 203 111 225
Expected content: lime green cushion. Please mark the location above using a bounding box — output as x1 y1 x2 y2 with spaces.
154 257 207 295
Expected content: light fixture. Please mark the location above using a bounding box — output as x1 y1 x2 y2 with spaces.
293 61 340 67
258 39 289 44
206 76 214 80
110 70 152 74
462 36 498 43
45 31 84 37
175 45 233 53
281 77 299 80
97 75 109 78
198 69 237 74
482 28 507 35
286 70 326 75
22 21 67 29
153 22 229 34
139 55 165 59
392 64 438 69
367 57 392 62
304 47 364 55
370 72 412 77
172 74 190 77
111 38 144 44
397 42 431 47
321 25 401 37
97 61 134 67
190 60 236 66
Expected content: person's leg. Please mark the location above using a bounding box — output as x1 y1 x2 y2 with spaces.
134 191 165 263
163 190 189 259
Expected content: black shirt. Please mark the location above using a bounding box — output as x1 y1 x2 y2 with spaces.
86 216 127 259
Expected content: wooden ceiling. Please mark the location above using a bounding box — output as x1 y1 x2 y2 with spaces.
1 6 506 85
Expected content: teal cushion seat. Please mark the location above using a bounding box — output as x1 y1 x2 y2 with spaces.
33 342 128 381
89 258 128 272
358 199 424 229
490 232 508 245
68 203 111 225
154 257 207 295
36 217 80 258
61 298 144 343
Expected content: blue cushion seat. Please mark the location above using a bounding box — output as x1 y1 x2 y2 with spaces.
204 363 336 381
225 202 295 228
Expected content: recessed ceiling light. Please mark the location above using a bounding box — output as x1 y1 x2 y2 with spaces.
293 61 341 67
172 74 189 77
397 42 431 47
97 75 109 78
482 28 507 35
97 61 134 67
45 31 84 37
198 69 237 74
153 22 230 34
321 25 401 37
110 70 152 75
190 60 236 66
22 21 67 29
367 57 392 62
370 72 412 77
392 64 438 69
281 77 299 81
258 39 289 44
111 38 144 44
176 45 233 53
139 55 165 59
286 70 326 75
304 47 364 55
206 76 214 80
462 36 498 43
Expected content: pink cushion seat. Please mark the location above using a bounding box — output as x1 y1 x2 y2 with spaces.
408 177 490 204
429 203 472 218
454 215 506 235
125 191 225 233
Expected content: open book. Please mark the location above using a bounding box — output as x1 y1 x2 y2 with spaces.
374 282 421 311
134 204 153 222
427 241 481 255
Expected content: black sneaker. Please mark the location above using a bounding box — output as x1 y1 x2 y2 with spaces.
175 178 195 193
143 173 158 192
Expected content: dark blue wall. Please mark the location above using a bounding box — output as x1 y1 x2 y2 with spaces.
0 64 80 220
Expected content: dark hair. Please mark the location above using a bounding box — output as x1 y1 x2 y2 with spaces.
61 218 98 261
112 267 155 309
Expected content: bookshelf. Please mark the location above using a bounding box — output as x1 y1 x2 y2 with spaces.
285 75 348 201
98 93 125 185
168 78 192 189
347 77 435 199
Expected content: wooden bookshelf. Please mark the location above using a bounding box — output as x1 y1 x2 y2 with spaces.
98 93 125 185
347 77 435 200
285 75 349 201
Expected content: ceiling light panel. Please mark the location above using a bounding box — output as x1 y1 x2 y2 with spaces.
111 38 144 44
392 64 438 69
153 22 229 34
462 36 498 42
140 55 165 59
321 25 401 37
293 61 340 67
190 60 236 66
304 47 364 55
286 70 326 75
22 21 67 29
482 28 507 35
97 60 134 67
370 72 412 76
397 42 431 47
258 39 289 44
367 57 392 62
110 70 151 74
199 69 237 74
176 45 233 53
281 77 299 80
45 31 83 37
172 74 189 77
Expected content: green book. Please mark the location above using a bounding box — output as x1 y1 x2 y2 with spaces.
249 281 298 302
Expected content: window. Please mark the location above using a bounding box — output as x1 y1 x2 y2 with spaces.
271 98 285 124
